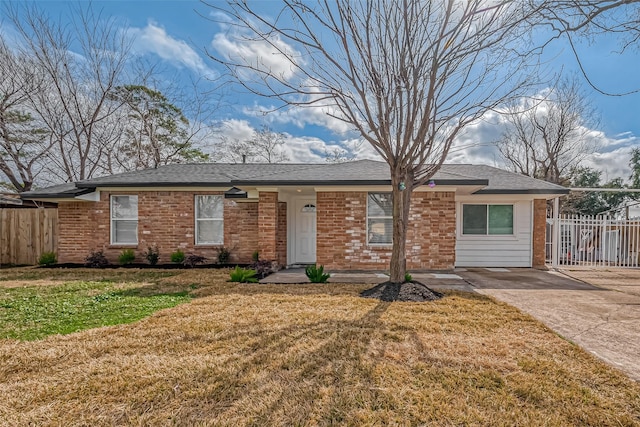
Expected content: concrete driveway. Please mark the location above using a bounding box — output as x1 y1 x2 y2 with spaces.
459 268 640 382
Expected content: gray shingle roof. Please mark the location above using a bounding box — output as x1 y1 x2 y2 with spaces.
19 183 92 198
21 160 568 199
442 164 570 194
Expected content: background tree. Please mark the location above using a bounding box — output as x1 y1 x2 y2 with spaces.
110 85 209 170
214 125 289 163
630 147 640 190
324 146 356 164
563 167 606 215
247 126 289 163
5 2 131 183
0 37 52 192
564 165 634 216
207 0 539 283
496 78 598 185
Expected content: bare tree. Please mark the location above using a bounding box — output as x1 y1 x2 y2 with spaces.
206 0 539 283
214 125 289 163
5 2 131 183
247 126 289 163
0 37 53 192
324 146 356 164
534 0 640 94
537 1 640 44
323 139 364 163
496 78 598 185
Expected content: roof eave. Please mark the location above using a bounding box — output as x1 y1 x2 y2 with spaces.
473 189 569 195
20 188 94 200
75 182 233 188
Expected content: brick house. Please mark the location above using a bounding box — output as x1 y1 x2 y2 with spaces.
21 160 568 270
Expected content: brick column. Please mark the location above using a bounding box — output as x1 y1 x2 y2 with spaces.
258 192 278 261
532 199 547 269
276 202 287 265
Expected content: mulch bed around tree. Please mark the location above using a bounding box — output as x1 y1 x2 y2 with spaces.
360 280 443 302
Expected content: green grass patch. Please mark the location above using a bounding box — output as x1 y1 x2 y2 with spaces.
0 281 191 340
0 269 178 283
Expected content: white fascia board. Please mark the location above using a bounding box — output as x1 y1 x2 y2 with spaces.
313 185 460 192
75 190 100 202
456 194 545 202
94 186 231 192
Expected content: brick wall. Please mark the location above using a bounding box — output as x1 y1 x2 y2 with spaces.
532 199 547 268
316 191 456 271
57 191 261 265
224 201 259 264
258 192 278 261
276 202 287 265
57 188 455 270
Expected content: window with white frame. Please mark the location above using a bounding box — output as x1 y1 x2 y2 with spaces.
111 195 138 244
195 195 224 245
462 204 514 235
367 192 393 244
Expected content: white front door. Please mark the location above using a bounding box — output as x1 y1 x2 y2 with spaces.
294 198 317 264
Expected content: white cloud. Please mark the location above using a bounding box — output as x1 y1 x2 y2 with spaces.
217 119 255 142
447 111 505 167
582 142 638 182
242 102 355 136
128 21 215 77
211 28 300 81
448 109 639 183
212 119 382 163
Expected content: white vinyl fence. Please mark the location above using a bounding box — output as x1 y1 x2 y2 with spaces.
546 214 640 267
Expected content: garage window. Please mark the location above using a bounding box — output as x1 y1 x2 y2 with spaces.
462 204 513 235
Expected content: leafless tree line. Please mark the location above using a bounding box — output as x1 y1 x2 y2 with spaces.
496 77 599 185
0 3 219 192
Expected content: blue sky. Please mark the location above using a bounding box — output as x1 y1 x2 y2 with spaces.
3 0 640 181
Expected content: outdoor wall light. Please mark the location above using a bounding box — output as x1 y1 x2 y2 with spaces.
428 180 436 188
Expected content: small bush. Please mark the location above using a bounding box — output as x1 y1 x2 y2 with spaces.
170 249 185 264
229 266 258 283
305 264 331 283
85 250 109 268
250 259 275 279
252 250 260 262
405 272 413 282
118 249 136 265
38 251 57 266
183 254 206 268
144 246 160 265
217 247 231 264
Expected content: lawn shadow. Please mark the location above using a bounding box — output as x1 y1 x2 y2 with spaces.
127 301 395 424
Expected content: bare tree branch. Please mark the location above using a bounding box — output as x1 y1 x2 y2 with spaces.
204 0 541 282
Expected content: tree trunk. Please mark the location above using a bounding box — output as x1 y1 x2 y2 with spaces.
389 168 413 283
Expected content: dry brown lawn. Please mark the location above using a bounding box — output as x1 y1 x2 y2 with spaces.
1 268 639 426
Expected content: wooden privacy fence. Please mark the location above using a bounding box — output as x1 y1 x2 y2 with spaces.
546 213 640 267
0 208 58 266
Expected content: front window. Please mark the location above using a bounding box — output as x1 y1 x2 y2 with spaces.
368 192 393 244
195 195 224 245
111 195 138 244
462 204 514 235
